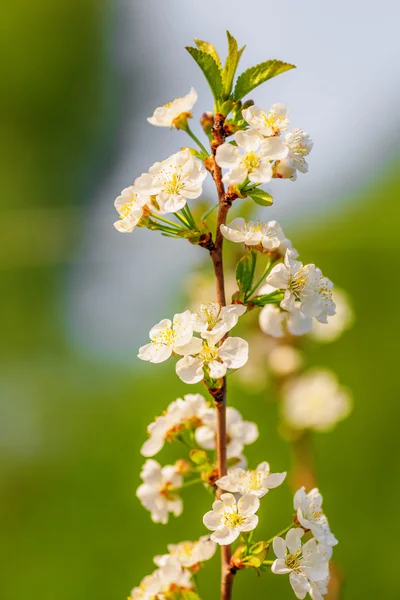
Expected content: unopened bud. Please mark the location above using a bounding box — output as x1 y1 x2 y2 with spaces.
174 459 191 476
200 112 214 136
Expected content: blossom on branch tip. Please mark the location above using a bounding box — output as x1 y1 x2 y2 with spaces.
138 310 201 364
113 185 150 233
136 459 183 524
147 87 198 127
215 129 288 185
216 461 286 498
192 301 246 344
135 149 206 214
203 492 260 545
272 528 330 599
175 337 249 384
242 103 289 137
294 487 338 547
282 369 352 432
220 218 292 253
195 406 258 458
154 536 216 569
141 394 209 457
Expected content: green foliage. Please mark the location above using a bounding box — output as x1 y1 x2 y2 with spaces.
236 252 256 297
250 291 284 307
222 31 246 99
247 188 273 207
194 38 222 70
189 449 208 466
234 60 296 101
185 47 222 102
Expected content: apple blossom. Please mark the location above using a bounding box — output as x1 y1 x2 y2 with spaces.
309 575 330 600
203 492 260 545
113 185 150 233
129 571 161 600
259 304 314 338
192 302 246 344
215 129 288 185
138 310 202 364
175 337 249 384
141 394 209 457
274 157 298 181
267 249 336 320
272 528 330 599
135 149 206 213
216 461 286 498
294 487 338 547
310 289 354 343
195 406 258 458
220 218 292 253
147 87 198 127
242 103 289 137
282 369 352 432
136 459 183 524
154 536 216 569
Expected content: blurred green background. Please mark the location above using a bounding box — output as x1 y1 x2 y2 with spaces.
1 1 399 599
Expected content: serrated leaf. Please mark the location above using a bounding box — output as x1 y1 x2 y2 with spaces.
222 31 246 98
234 59 296 100
236 253 256 294
194 38 222 70
248 189 273 206
186 47 222 102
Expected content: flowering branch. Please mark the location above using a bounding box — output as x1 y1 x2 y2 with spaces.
110 31 352 600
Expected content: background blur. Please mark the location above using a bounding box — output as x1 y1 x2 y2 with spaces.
1 1 399 598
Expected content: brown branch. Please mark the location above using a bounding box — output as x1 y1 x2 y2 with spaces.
207 113 237 600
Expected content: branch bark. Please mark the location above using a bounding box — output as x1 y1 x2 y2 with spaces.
207 113 237 600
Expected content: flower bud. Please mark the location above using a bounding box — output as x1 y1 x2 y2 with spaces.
174 459 191 476
200 112 214 136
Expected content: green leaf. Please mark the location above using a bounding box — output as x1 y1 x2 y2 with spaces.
233 59 296 100
222 31 246 98
182 591 201 600
250 541 267 554
194 38 222 70
248 189 273 206
236 253 256 295
186 47 222 102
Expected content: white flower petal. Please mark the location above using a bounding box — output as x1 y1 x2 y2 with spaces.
176 356 204 384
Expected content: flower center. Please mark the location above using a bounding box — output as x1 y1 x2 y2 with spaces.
154 325 177 347
243 151 261 171
222 511 245 528
258 110 289 134
198 303 220 329
289 272 309 298
286 550 303 572
160 482 178 500
199 341 218 362
163 172 184 195
245 470 262 491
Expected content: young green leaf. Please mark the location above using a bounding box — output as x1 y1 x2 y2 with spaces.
248 189 273 206
185 47 223 102
222 31 246 99
234 59 296 101
236 253 256 295
194 38 222 70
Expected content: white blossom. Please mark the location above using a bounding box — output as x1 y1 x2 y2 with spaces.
215 129 287 185
309 575 330 600
216 461 286 498
267 249 336 320
242 103 289 137
274 157 298 181
259 304 314 338
129 557 193 600
294 487 338 547
141 394 209 457
176 337 249 384
192 302 246 345
147 87 198 127
203 492 260 545
138 310 202 364
154 536 216 569
113 185 150 233
220 218 292 253
129 571 161 600
310 289 354 343
284 129 313 174
135 149 206 213
282 369 352 432
272 528 330 599
136 459 183 524
195 406 258 458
